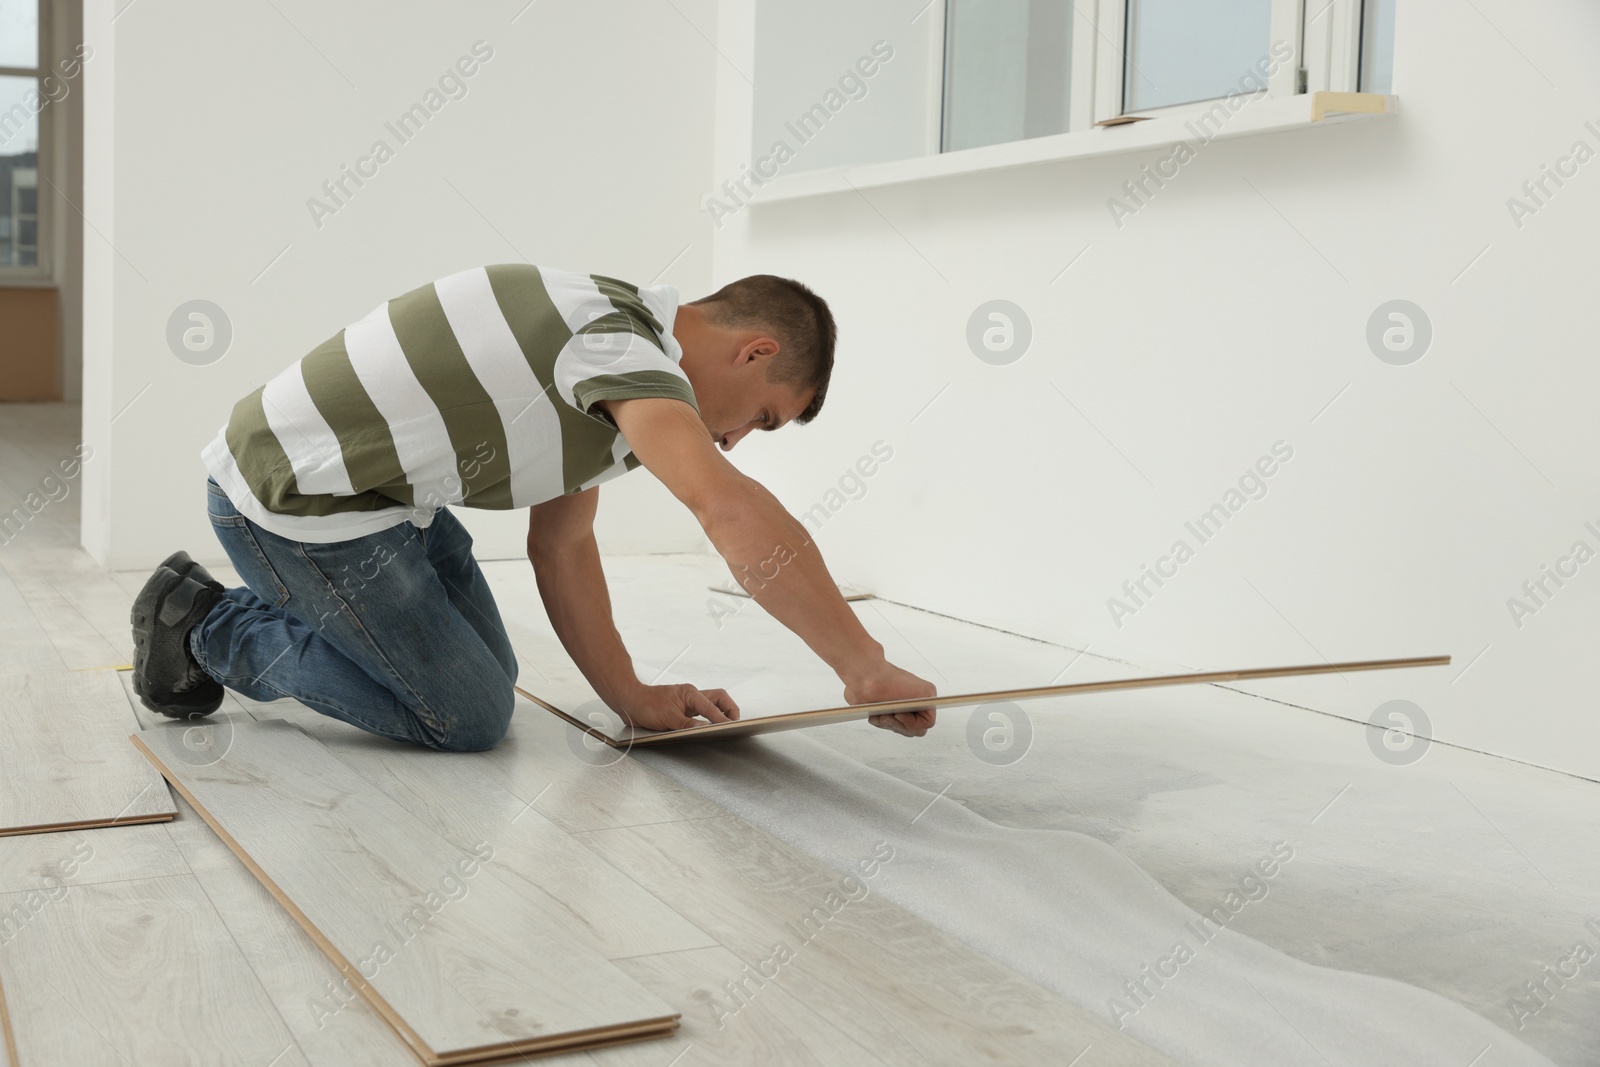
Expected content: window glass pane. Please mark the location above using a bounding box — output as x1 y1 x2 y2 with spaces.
0 74 36 151
943 0 1072 152
1360 0 1396 93
751 0 934 176
1124 0 1271 113
0 0 38 69
0 75 38 266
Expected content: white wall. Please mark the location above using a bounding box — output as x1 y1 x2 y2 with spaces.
82 0 719 570
714 0 1600 780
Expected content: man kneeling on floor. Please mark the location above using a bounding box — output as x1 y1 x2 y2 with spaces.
129 265 937 751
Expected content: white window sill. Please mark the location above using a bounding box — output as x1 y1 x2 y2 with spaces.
0 273 56 289
716 92 1396 207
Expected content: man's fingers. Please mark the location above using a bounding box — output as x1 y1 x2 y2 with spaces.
869 713 913 737
703 688 740 720
683 685 732 724
871 710 932 737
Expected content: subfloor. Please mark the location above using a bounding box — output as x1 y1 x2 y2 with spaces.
1 403 1596 1066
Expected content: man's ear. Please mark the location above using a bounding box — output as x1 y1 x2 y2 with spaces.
737 336 780 368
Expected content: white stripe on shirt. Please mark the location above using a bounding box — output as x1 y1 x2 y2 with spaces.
260 362 356 497
343 302 464 511
433 267 565 506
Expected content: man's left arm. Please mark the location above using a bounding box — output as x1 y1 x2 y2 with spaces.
526 488 739 731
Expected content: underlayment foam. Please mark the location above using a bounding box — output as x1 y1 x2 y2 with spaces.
639 732 1555 1067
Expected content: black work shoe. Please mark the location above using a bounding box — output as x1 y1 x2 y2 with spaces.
131 551 226 718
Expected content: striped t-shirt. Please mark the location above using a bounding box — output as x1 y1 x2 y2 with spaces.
202 263 699 544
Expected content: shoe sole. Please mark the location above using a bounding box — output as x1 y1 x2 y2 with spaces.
131 551 199 699
131 551 224 718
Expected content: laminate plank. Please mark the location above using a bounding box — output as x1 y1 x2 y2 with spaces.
0 670 175 837
0 546 136 669
162 798 421 1067
0 822 187 895
0 874 308 1067
588 946 889 1066
0 404 84 555
106 567 146 600
0 967 13 1067
284 710 720 961
446 697 726 835
578 816 1174 1067
133 721 680 1065
0 566 64 677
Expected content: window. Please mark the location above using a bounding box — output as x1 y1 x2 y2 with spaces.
0 0 43 270
746 0 1395 187
935 0 1395 149
1359 0 1396 93
942 0 1073 152
1123 0 1274 113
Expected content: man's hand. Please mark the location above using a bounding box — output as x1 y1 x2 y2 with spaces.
614 683 741 733
598 396 940 741
844 661 938 737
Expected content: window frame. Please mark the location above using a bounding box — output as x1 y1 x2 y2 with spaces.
929 0 1368 146
0 0 53 284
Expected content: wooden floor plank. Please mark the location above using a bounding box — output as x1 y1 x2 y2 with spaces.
465 700 728 835
0 965 14 1067
0 874 309 1067
0 403 84 557
0 547 136 669
0 566 65 678
162 798 423 1067
589 946 889 1066
133 720 680 1065
284 710 721 962
578 816 1174 1067
0 670 175 837
0 822 187 896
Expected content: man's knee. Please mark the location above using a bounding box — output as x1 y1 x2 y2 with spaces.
431 682 514 753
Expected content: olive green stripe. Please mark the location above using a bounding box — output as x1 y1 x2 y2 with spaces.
299 331 414 508
485 264 571 383
572 371 700 417
225 389 401 517
387 282 513 509
225 388 299 510
486 264 620 493
590 273 664 338
575 309 661 347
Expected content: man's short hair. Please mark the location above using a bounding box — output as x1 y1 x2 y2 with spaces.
686 275 836 424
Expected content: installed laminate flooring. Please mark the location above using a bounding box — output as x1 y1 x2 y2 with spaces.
0 874 308 1066
579 815 1172 1066
283 711 720 962
0 564 65 678
0 547 136 671
0 403 1172 1065
134 720 682 1064
0 669 175 836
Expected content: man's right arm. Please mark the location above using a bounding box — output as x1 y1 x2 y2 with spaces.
596 396 937 736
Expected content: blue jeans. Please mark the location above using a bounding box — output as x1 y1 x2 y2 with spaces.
193 477 518 751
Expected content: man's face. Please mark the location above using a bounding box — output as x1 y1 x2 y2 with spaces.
704 372 814 451
680 330 814 450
